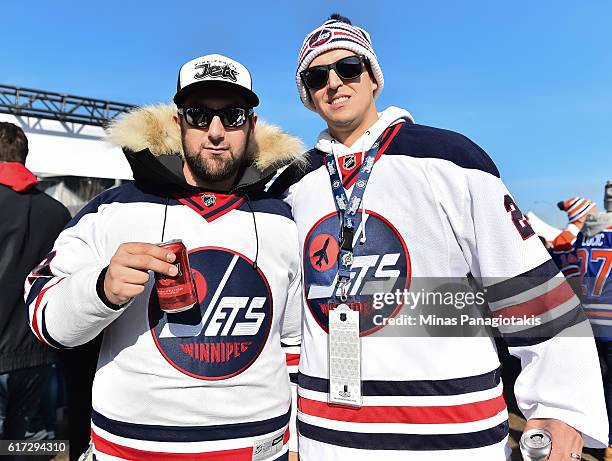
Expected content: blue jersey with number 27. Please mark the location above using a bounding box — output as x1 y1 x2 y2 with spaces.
574 229 612 340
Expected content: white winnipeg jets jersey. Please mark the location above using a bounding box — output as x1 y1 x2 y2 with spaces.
25 183 301 461
272 107 607 460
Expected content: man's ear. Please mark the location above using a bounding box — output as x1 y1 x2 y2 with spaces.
173 112 181 130
250 113 258 133
369 73 378 92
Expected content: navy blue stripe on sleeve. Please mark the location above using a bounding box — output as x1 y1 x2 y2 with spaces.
502 307 588 347
25 277 53 310
485 259 560 303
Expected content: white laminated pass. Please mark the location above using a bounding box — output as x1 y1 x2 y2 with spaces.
328 303 362 407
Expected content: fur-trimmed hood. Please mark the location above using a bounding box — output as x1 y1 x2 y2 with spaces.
106 103 305 193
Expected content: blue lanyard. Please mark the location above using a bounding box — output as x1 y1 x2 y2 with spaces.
325 136 383 302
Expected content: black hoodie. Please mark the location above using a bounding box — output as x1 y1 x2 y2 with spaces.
0 162 70 372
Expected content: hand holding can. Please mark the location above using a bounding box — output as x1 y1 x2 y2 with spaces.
104 242 178 306
154 240 198 313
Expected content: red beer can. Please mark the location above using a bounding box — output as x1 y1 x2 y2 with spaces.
155 239 198 313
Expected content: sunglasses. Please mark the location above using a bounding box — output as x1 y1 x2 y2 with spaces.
300 55 369 90
177 106 253 128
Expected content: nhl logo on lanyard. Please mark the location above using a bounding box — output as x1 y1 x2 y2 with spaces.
201 193 217 207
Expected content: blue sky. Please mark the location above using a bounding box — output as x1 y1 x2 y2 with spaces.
2 0 610 226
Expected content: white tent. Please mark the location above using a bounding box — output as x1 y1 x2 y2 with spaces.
526 211 562 242
0 113 133 180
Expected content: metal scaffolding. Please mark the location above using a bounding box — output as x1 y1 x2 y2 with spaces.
0 84 135 127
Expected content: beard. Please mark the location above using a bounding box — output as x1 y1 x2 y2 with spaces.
183 133 253 185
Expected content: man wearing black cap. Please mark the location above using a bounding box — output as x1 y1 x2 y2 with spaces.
172 54 261 192
25 54 303 461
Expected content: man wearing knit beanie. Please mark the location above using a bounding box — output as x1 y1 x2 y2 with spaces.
272 13 607 461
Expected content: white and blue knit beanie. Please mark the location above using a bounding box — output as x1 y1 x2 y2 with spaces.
296 14 384 111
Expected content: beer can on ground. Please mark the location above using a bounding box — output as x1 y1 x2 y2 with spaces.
155 239 198 313
519 429 552 461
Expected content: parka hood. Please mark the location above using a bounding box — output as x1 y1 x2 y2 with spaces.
106 103 305 194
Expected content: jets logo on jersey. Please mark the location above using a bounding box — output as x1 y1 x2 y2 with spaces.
149 247 272 380
303 211 411 336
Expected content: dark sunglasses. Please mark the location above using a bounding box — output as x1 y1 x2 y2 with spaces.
177 106 253 128
300 55 369 90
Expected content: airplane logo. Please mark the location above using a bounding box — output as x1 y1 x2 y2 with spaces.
313 237 330 267
308 233 338 272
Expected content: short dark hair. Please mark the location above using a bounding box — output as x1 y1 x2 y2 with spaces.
0 122 28 163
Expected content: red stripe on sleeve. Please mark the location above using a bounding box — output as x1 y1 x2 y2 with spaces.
31 278 65 346
494 281 576 319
